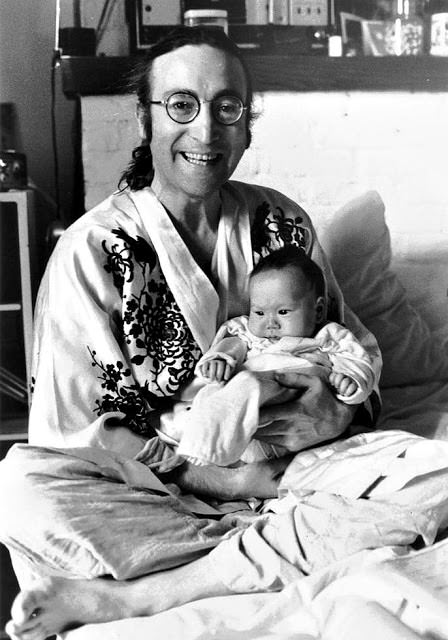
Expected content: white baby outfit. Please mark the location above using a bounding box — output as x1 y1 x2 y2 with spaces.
160 316 376 466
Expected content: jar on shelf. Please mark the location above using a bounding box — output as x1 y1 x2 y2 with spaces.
383 0 425 54
183 9 228 34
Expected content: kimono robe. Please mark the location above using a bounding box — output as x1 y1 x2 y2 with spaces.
29 180 381 464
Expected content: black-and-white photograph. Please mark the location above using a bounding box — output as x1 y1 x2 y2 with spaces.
1 1 448 638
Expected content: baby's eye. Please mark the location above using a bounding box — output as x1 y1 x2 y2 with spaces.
253 310 264 316
278 309 290 315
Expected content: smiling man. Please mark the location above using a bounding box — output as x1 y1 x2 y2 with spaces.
0 26 384 640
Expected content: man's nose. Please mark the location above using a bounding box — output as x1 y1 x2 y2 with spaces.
190 104 220 143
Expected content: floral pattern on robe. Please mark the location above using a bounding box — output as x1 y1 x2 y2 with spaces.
90 197 316 437
29 181 378 452
91 229 201 434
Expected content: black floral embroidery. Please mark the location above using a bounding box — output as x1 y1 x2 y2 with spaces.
88 348 157 436
102 237 134 294
95 228 201 436
265 205 310 248
251 201 310 259
123 273 200 394
251 201 271 256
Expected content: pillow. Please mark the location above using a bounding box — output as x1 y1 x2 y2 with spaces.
317 191 448 389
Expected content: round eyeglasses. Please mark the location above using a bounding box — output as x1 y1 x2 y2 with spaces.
149 92 247 126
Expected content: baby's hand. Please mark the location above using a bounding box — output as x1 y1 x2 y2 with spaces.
329 372 357 397
199 357 234 382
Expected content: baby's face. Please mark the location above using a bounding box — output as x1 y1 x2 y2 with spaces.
248 267 320 340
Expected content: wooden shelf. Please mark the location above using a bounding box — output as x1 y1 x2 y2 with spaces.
0 304 21 311
0 418 27 441
0 416 27 446
60 54 448 96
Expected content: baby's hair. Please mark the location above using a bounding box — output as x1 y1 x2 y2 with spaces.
251 245 326 298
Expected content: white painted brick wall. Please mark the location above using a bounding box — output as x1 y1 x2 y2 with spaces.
81 91 448 329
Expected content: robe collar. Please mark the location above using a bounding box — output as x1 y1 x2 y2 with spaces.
127 186 253 353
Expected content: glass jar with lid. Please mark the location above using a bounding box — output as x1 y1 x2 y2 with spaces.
184 9 228 34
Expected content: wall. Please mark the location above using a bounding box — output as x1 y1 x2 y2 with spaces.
0 0 128 231
81 89 448 331
1 1 61 211
235 91 448 332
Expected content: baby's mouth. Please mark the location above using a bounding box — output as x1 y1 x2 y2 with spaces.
182 152 221 166
264 332 281 340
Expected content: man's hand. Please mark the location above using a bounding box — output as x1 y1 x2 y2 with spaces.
166 370 356 501
256 371 356 452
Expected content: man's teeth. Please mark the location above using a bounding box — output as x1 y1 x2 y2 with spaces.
183 152 219 165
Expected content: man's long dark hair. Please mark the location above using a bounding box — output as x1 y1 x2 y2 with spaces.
119 26 255 192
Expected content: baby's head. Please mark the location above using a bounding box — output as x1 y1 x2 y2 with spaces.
248 245 326 340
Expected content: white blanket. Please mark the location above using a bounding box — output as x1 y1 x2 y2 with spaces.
64 545 448 640
6 429 443 640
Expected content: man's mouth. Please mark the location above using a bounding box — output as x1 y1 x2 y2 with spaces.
181 152 221 166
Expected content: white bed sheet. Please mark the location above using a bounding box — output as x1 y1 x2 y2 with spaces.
60 428 448 640
64 539 448 640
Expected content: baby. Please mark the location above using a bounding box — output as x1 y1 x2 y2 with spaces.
198 245 362 400
163 245 376 466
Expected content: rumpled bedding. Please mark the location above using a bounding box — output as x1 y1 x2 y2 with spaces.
63 557 448 640
4 430 448 639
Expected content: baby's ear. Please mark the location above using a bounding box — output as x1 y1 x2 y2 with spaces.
315 296 326 324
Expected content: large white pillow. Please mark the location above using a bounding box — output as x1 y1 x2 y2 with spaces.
317 191 448 389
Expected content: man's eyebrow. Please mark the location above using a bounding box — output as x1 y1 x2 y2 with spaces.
159 88 194 98
213 89 245 99
159 88 245 100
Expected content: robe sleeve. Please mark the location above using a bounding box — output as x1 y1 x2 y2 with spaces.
29 221 177 466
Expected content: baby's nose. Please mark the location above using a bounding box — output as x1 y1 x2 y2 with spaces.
267 315 280 328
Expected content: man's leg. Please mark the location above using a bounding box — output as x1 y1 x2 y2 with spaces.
5 553 232 640
0 444 237 581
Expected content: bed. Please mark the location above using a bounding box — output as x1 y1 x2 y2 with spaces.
11 191 448 639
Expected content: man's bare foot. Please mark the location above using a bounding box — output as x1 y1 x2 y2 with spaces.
4 575 139 640
4 555 229 640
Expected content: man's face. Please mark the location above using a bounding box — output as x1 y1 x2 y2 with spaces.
147 44 248 203
248 268 320 340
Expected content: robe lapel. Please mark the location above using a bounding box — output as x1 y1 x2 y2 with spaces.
128 188 220 353
214 185 254 325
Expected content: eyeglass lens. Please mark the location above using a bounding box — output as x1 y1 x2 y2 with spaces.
166 93 244 125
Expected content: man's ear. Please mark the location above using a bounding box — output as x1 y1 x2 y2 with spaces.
136 104 146 139
315 296 326 324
